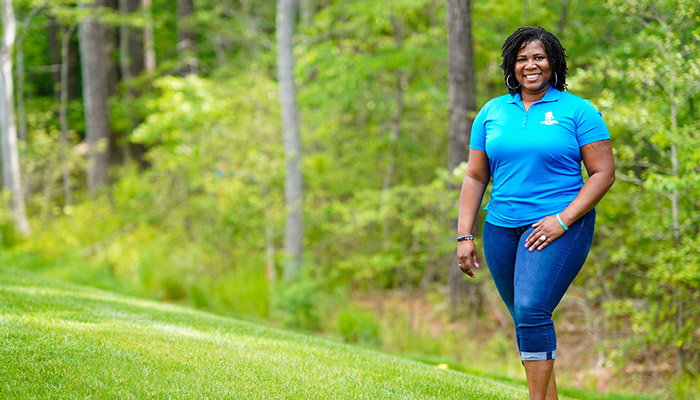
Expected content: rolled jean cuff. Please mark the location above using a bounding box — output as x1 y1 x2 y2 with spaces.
521 350 556 361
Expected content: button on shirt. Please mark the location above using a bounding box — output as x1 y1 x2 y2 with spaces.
470 87 610 228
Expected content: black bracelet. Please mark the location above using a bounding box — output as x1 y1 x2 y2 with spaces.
456 235 474 242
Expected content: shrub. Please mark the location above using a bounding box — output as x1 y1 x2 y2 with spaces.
336 306 380 345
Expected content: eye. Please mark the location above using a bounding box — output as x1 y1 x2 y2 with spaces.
535 56 545 60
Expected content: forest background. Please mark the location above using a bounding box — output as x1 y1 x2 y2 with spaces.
0 0 698 398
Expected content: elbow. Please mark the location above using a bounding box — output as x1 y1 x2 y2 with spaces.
606 171 616 190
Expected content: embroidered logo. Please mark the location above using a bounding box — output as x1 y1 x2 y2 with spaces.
540 111 559 125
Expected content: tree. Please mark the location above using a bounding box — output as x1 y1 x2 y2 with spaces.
60 25 77 206
0 0 31 235
447 0 479 316
78 0 112 190
142 0 156 72
177 0 197 75
15 4 44 143
119 0 144 84
587 0 700 379
277 0 303 280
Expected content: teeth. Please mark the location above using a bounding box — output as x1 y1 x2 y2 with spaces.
526 74 540 78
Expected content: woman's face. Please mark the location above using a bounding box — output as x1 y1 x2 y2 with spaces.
514 40 552 95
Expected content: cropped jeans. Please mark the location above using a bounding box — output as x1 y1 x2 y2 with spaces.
482 209 596 361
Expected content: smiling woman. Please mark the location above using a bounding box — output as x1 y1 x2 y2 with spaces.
500 27 569 111
456 27 616 400
514 41 552 102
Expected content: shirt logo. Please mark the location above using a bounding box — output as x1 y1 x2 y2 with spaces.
540 112 559 125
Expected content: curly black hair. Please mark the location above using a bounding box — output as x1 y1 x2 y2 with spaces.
500 27 568 95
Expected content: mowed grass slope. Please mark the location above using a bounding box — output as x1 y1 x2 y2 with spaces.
0 268 534 400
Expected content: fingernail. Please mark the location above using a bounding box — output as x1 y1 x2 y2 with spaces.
476 263 480 268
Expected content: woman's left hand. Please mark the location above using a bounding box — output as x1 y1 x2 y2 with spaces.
524 215 567 251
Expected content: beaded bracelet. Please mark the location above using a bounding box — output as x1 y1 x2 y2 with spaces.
456 235 474 242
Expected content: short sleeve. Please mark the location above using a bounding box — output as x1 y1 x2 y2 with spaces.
576 100 610 147
469 105 488 151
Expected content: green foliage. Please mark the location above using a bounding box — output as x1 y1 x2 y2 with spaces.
270 279 327 331
336 306 380 344
11 71 282 320
578 0 700 380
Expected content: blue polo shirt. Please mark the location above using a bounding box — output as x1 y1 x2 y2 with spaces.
470 87 610 228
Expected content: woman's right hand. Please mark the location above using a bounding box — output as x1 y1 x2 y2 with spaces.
457 240 480 278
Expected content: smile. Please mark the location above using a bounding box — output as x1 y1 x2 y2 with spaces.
524 73 541 81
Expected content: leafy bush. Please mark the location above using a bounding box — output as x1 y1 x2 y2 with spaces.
270 279 327 331
336 306 380 344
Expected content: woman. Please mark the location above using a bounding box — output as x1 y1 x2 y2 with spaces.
456 27 615 400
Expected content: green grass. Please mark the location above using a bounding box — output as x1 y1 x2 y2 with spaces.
0 268 537 399
0 268 664 400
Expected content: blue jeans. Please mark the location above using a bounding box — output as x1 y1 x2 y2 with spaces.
482 209 596 361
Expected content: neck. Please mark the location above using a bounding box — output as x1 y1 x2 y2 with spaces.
521 84 551 104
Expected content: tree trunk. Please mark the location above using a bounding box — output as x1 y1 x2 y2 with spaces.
0 0 31 235
119 0 134 86
125 0 144 78
447 0 478 316
15 6 43 143
102 0 120 98
60 26 77 207
177 0 197 75
119 0 145 165
79 0 112 190
557 0 570 38
142 0 156 72
277 0 303 280
50 19 80 100
49 17 62 98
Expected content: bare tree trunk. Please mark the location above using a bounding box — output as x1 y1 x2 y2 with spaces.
142 0 156 72
447 0 478 316
126 0 144 78
118 0 142 164
277 0 303 280
0 0 31 235
60 26 76 207
177 0 197 75
119 0 133 87
15 6 43 143
49 17 62 98
79 0 112 191
15 5 43 204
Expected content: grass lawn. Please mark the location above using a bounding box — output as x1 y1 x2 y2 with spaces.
0 268 659 399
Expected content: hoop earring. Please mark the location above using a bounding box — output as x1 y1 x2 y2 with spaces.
552 72 558 87
506 74 521 90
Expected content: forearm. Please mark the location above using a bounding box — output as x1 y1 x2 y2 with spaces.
558 172 615 227
457 175 488 236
